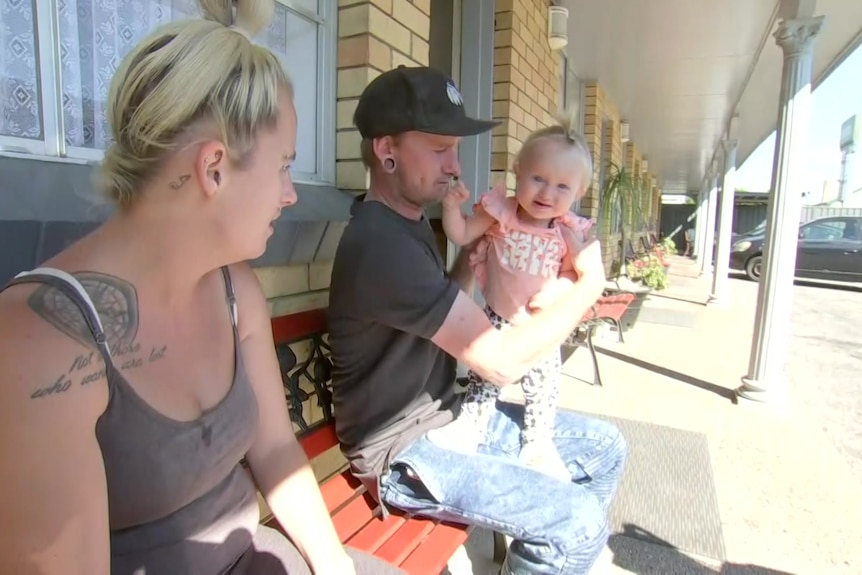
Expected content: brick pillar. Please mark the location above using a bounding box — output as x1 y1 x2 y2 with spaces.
582 81 624 274
623 142 635 174
491 0 561 191
582 82 623 221
631 154 640 236
335 0 431 191
581 83 602 220
643 172 654 222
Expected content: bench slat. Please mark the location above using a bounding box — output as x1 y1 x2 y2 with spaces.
346 514 407 554
319 470 363 514
374 517 437 566
398 522 472 575
582 293 636 323
271 309 328 342
330 491 380 541
299 423 340 460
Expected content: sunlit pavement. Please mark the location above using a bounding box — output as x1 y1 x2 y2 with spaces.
446 256 862 575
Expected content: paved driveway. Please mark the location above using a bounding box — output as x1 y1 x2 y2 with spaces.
782 277 862 480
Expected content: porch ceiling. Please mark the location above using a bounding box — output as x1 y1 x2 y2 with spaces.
561 0 862 194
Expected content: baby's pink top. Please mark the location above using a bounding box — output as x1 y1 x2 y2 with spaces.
472 182 594 323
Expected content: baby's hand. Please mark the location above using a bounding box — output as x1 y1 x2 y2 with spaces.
442 179 470 209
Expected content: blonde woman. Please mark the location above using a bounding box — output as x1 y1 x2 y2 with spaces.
0 1 403 573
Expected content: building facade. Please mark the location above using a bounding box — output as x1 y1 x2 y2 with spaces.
0 0 660 304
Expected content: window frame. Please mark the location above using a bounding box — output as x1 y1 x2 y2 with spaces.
559 53 584 133
0 0 336 186
559 53 585 211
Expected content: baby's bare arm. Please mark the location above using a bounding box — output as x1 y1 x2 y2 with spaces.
441 181 495 246
443 208 496 246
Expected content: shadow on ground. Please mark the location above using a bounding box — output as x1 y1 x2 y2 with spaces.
610 524 796 575
592 347 738 403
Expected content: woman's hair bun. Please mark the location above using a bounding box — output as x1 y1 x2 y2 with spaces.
198 0 274 37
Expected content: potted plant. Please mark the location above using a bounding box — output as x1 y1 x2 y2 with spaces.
657 236 676 257
597 162 637 280
627 252 670 290
597 163 653 330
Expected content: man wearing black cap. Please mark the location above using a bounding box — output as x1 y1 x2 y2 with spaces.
328 66 626 574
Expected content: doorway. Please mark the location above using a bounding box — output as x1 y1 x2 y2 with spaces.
430 0 461 83
428 0 463 260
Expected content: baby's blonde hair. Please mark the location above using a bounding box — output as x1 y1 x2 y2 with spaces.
100 0 293 207
514 110 593 192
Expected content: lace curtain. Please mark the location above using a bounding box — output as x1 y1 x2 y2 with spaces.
1 0 318 173
58 0 194 148
0 0 42 139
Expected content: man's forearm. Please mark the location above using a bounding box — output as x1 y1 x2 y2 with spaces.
448 243 475 293
493 270 603 383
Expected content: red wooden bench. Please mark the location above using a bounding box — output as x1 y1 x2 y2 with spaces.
565 293 636 387
262 309 506 574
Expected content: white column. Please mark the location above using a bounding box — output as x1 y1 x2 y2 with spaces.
737 15 824 403
700 174 719 276
709 139 738 304
692 188 706 259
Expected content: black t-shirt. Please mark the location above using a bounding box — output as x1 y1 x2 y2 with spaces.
328 196 461 491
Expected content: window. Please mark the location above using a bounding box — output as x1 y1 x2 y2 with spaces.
559 54 585 212
559 54 583 132
800 218 862 241
800 219 847 241
0 0 335 184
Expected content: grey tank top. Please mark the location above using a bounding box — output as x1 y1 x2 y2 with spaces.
7 267 264 575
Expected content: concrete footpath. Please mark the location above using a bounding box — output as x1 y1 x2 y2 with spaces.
447 257 862 575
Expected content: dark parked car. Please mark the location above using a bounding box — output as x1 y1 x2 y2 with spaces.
729 216 862 282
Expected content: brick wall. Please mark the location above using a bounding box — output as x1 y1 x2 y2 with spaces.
256 1 432 316
582 82 622 222
335 0 431 192
255 3 667 315
253 262 332 317
581 83 622 272
630 147 663 245
625 142 651 248
582 82 661 272
491 0 561 191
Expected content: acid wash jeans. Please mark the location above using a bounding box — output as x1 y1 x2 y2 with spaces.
379 402 627 575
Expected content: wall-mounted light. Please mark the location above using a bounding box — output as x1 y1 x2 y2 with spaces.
620 122 631 143
548 6 569 51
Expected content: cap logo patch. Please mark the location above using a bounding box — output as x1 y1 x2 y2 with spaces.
446 82 463 106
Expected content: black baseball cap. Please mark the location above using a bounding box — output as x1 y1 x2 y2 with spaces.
353 66 500 139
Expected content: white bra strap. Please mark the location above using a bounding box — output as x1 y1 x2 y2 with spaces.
15 267 113 358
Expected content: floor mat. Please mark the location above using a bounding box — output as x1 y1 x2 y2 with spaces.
583 413 726 561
